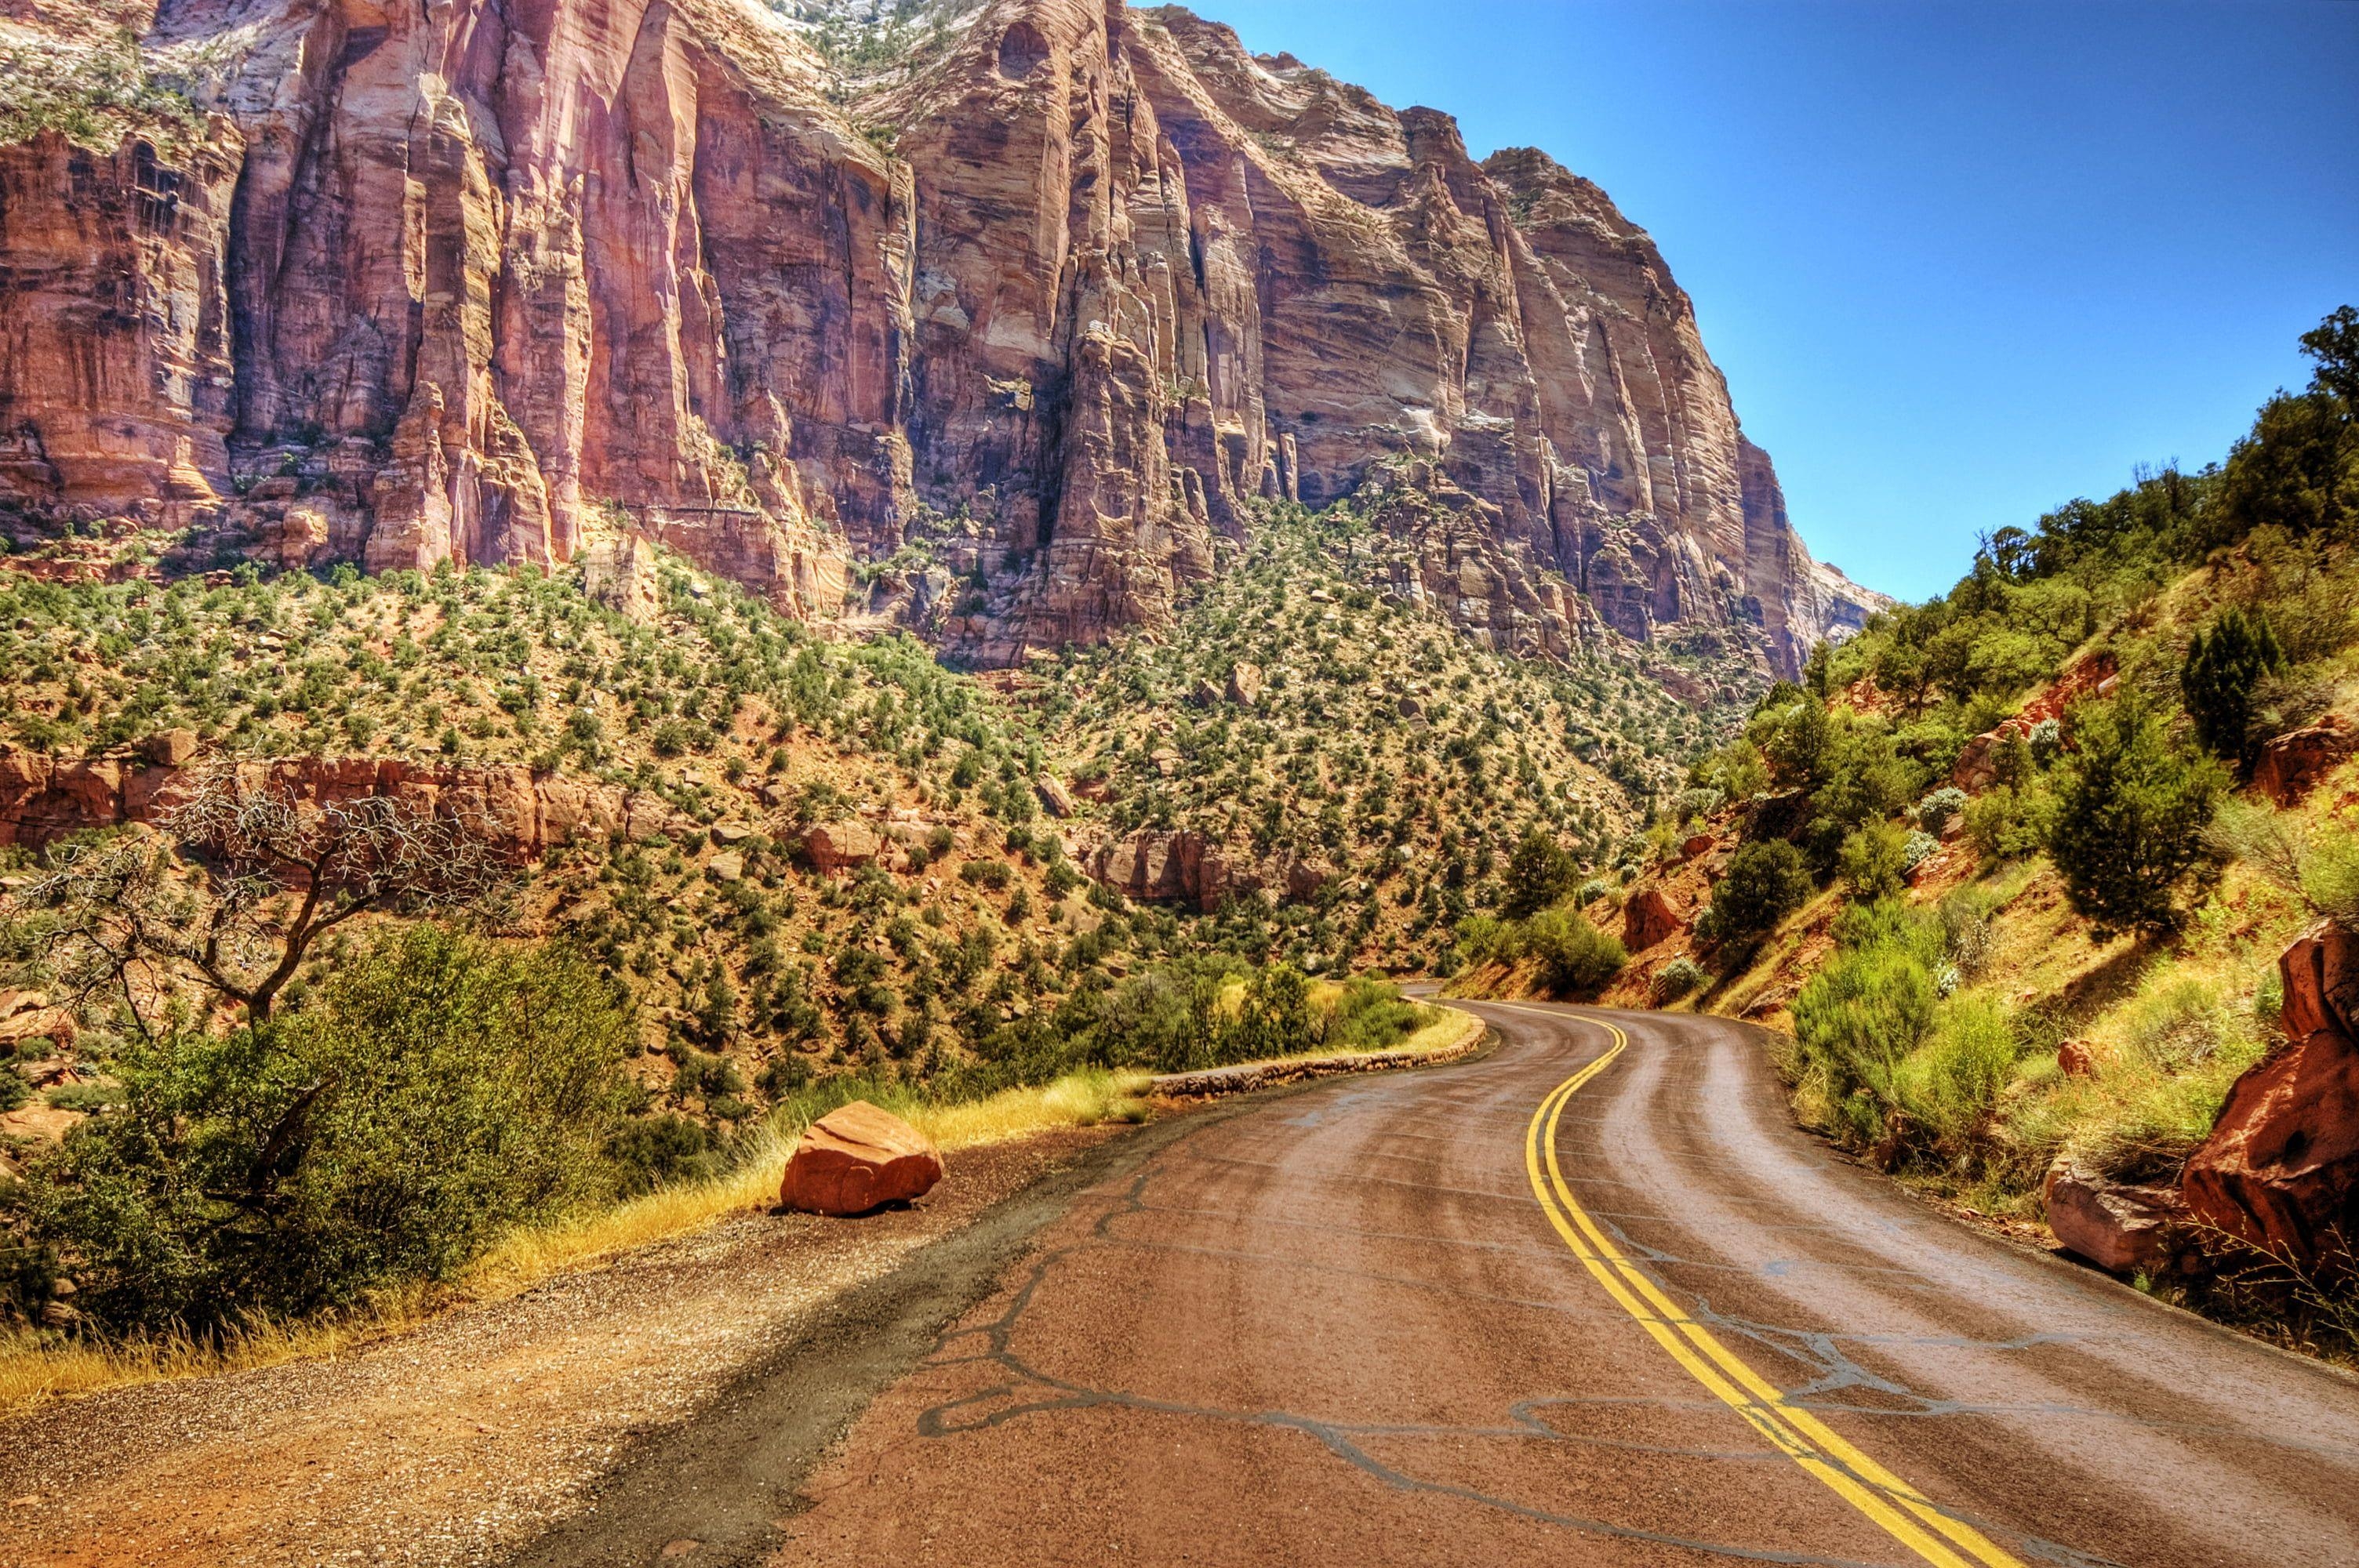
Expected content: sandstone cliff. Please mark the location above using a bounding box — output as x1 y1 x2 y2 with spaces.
0 0 1879 673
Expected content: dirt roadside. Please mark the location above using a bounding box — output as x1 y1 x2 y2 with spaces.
0 1126 1159 1568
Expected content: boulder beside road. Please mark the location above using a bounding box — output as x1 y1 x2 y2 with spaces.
2181 923 2359 1272
781 1101 944 1217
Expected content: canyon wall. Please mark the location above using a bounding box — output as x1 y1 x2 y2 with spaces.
0 0 1880 673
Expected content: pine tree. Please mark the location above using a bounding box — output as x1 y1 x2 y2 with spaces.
2180 607 2285 765
2048 693 2227 939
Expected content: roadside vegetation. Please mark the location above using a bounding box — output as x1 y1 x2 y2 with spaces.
1656 307 2359 1353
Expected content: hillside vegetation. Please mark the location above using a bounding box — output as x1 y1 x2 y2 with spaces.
1024 501 1727 977
1536 309 2359 1352
0 470 1736 1354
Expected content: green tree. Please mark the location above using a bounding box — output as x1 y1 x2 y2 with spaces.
2180 607 2285 764
2048 695 2227 939
2299 303 2358 408
1502 828 1578 919
9 927 631 1333
1710 840 1815 942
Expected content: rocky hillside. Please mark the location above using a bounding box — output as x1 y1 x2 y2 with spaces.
0 0 1877 677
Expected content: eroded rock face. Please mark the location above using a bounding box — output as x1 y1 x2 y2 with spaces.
0 0 1874 675
2181 925 2359 1272
780 1099 943 1215
0 746 671 856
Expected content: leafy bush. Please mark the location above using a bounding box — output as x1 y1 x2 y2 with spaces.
1962 782 2056 861
6 927 631 1334
1901 830 1940 872
1519 907 1627 994
606 1114 725 1197
1711 840 1814 942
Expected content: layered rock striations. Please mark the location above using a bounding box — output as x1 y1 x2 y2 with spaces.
0 0 1878 674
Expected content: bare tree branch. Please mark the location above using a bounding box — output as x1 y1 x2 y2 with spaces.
12 767 511 1025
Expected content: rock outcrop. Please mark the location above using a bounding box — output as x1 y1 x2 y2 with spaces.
0 0 1874 677
2251 714 2357 807
0 743 685 855
780 1099 943 1215
2182 924 2359 1273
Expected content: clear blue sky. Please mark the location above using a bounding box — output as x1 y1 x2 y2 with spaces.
1195 0 2359 601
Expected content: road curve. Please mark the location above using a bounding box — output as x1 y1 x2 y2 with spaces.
772 1003 2359 1567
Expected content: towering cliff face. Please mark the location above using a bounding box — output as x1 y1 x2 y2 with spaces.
0 0 1881 673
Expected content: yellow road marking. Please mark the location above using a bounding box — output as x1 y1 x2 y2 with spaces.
1516 1009 2023 1568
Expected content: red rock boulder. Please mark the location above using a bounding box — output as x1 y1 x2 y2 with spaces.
2251 714 2357 807
780 1101 943 1217
2045 1160 2186 1276
2180 924 2359 1271
1623 887 1681 952
803 820 885 874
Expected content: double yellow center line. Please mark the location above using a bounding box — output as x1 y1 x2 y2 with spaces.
1519 1010 2023 1568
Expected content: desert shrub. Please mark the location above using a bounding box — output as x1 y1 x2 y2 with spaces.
1914 786 1969 836
1573 878 1609 906
1962 782 2057 861
1901 830 1940 871
1790 902 1942 1147
2027 717 2063 768
1519 907 1626 994
2206 797 2359 929
1888 994 2019 1149
6 927 631 1334
1453 914 1513 966
1325 978 1427 1051
2048 694 2228 938
1711 840 1814 942
1792 902 2025 1163
1837 823 1910 902
1654 956 1705 1002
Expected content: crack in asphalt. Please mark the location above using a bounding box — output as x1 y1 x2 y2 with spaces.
904 1153 2127 1568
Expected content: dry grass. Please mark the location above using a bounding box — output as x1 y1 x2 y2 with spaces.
0 1287 433 1421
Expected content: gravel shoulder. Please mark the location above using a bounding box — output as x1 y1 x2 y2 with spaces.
0 1129 1129 1568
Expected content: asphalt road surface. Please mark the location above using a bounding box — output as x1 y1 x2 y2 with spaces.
763 1002 2359 1567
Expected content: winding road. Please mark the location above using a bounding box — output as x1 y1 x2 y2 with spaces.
761 1002 2359 1567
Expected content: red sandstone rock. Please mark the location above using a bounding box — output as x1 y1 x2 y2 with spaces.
2180 925 2359 1272
142 730 199 768
780 1101 943 1217
2280 922 2359 1044
2056 1038 2099 1078
803 821 885 874
2251 715 2357 807
1034 775 1078 818
1680 833 1715 862
0 1006 76 1050
1622 887 1681 952
0 0 1877 677
2045 1160 2185 1276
